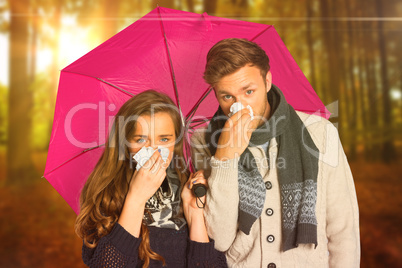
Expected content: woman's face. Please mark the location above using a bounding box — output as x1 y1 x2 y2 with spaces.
128 112 177 166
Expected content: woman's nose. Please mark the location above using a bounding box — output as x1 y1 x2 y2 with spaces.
148 140 158 149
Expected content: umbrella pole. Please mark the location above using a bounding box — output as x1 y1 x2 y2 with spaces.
157 7 185 128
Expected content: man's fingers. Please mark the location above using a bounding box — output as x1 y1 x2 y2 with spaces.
229 108 250 123
239 110 253 125
225 109 252 135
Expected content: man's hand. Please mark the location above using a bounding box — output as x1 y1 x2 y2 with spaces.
214 108 254 160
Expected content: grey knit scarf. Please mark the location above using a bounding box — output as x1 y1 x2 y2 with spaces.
205 85 319 251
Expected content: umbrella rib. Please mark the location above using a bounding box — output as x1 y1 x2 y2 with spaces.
42 144 105 178
185 86 214 122
96 78 135 97
184 135 195 173
61 70 135 97
190 117 213 123
189 119 211 127
157 7 185 127
250 25 273 42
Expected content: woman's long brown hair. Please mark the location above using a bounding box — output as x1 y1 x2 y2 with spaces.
75 90 189 267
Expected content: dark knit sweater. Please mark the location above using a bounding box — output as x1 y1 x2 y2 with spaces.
82 223 227 267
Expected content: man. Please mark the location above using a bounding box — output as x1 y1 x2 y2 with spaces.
191 38 360 267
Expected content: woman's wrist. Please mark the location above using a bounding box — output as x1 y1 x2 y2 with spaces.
118 193 146 238
126 187 148 207
187 212 209 243
183 204 204 225
187 212 203 227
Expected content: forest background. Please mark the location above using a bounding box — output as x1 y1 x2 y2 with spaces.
0 0 401 267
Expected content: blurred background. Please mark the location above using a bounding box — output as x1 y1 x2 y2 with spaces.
0 0 401 267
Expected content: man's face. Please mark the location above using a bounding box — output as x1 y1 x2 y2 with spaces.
214 64 272 128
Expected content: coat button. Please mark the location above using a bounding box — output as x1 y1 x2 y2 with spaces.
268 263 276 268
265 181 272 190
266 208 274 216
267 235 275 243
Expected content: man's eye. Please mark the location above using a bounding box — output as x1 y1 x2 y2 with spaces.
246 90 253 95
223 95 232 100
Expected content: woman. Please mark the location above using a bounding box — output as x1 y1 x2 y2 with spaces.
75 90 226 267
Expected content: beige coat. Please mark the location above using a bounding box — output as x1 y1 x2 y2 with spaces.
191 111 360 268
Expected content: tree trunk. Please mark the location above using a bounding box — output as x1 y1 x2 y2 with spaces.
7 0 37 183
203 0 218 14
344 1 358 160
186 0 194 12
152 0 175 9
306 0 317 91
102 0 119 42
320 0 344 143
365 22 380 161
319 0 340 104
375 0 396 162
29 6 38 83
51 3 62 97
239 0 248 8
355 18 371 161
48 2 62 151
315 0 327 105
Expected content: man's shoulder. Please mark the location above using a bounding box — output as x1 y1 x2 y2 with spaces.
191 126 208 144
295 110 331 127
190 126 212 164
295 110 339 145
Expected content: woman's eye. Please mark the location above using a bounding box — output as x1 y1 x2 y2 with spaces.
161 138 169 142
223 95 232 100
246 90 253 95
136 138 146 143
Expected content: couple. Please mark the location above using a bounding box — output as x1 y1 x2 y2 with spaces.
75 39 360 267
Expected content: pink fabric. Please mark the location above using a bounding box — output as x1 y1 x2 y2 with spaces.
44 7 329 214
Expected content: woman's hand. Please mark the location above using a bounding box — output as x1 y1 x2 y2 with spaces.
118 150 168 237
127 150 169 205
181 170 209 242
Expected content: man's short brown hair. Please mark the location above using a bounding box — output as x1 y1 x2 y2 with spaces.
203 38 270 87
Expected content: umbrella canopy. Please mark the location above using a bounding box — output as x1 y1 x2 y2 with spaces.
44 7 329 214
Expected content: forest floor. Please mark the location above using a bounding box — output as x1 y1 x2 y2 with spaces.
0 151 401 268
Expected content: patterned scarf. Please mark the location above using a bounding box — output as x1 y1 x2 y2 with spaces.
205 85 319 251
142 168 186 230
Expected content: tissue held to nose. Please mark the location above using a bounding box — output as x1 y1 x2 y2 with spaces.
228 102 254 120
133 146 170 171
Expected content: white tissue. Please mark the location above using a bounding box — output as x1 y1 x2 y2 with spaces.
133 146 170 171
228 102 254 120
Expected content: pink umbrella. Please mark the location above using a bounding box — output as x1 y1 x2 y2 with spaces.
43 7 330 214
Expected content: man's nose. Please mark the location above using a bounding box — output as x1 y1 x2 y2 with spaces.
236 98 248 107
